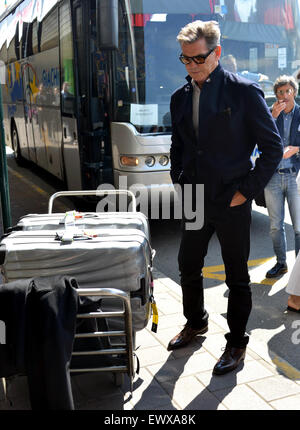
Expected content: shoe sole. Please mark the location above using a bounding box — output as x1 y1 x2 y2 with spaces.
197 325 208 335
266 268 288 278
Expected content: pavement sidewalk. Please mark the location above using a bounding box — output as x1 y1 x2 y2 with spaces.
1 267 300 411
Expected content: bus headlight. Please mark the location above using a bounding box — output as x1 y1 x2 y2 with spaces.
120 156 139 166
159 155 169 166
145 156 155 167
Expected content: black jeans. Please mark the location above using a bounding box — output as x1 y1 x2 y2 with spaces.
178 201 252 348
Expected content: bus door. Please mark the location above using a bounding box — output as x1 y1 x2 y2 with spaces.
59 0 82 190
72 0 102 190
26 59 49 170
22 62 37 163
72 0 114 190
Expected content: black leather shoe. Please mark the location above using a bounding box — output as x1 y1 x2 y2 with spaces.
213 346 246 375
167 325 208 351
266 263 288 278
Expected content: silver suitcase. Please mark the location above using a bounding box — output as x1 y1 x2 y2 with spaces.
16 212 149 238
0 191 154 332
16 189 150 239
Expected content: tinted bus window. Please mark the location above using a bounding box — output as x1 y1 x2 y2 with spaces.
22 22 33 58
32 20 39 54
60 0 76 114
7 16 19 63
114 1 300 134
40 8 59 52
74 5 86 98
115 1 139 125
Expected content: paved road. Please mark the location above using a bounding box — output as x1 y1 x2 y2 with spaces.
1 156 300 377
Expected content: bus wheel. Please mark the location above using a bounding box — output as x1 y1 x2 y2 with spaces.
11 125 24 166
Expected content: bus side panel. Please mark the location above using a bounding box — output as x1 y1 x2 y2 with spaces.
1 68 12 149
1 81 12 150
62 116 82 190
2 113 11 149
29 47 63 180
3 62 29 161
15 101 29 160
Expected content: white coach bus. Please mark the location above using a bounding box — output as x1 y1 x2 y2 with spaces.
0 0 300 195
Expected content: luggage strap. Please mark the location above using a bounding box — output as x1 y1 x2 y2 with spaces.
149 270 158 333
59 211 85 243
150 295 159 333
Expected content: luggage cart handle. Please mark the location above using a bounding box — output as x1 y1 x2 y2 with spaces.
48 190 137 214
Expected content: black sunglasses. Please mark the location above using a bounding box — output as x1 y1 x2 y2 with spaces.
179 47 216 65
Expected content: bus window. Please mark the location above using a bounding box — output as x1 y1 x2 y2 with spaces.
115 10 190 133
60 0 76 115
74 5 87 102
21 22 33 59
114 1 139 125
40 8 59 53
7 16 19 63
32 20 39 54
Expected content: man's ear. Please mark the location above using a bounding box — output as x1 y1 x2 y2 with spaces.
215 45 222 60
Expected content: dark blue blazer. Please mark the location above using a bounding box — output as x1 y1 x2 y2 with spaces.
275 103 300 173
170 64 283 206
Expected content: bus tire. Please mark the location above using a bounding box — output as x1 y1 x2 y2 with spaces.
11 124 25 166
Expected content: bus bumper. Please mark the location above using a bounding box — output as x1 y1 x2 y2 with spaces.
114 169 173 190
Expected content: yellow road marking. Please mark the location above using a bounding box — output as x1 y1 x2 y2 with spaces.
203 257 278 286
8 166 67 212
272 355 300 380
8 166 49 197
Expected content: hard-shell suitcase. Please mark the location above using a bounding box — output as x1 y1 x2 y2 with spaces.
16 212 150 238
15 189 150 239
0 229 152 332
0 190 154 332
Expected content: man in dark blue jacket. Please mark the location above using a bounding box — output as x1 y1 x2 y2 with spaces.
264 76 300 287
168 20 283 375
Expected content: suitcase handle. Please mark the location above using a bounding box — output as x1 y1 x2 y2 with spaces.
48 190 137 214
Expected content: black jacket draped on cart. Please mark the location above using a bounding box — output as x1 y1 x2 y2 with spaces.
0 276 78 410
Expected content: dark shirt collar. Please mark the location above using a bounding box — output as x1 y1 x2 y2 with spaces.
185 63 222 85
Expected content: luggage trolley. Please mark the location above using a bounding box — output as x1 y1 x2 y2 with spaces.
1 189 154 395
47 189 137 214
47 190 146 392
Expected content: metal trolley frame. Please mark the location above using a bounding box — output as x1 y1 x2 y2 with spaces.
71 288 135 393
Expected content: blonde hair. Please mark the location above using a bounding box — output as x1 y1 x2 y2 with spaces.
177 20 220 50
